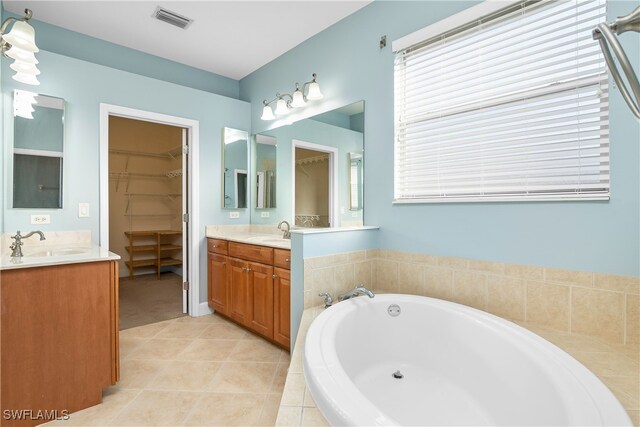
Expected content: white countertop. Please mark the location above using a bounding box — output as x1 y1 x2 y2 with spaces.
1 244 120 270
205 227 291 250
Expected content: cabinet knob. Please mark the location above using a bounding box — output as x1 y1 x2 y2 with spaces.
272 274 278 279
246 268 252 272
285 258 290 262
222 262 226 266
213 245 218 248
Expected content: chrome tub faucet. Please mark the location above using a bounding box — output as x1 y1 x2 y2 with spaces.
278 220 291 239
319 292 334 308
9 230 46 258
338 285 375 301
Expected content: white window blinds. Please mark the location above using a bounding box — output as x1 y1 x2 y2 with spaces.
394 0 609 202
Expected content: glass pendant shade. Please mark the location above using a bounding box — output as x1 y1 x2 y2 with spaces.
261 105 275 120
6 46 38 63
274 98 289 115
2 21 38 52
12 72 40 86
291 89 306 108
307 82 323 100
10 61 40 75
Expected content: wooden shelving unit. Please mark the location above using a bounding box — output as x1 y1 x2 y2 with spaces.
125 230 182 279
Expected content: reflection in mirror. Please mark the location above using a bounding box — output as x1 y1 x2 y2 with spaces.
251 101 364 228
222 127 249 209
349 152 363 211
12 91 65 208
255 135 277 209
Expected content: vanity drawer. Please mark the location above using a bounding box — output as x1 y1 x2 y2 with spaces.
274 249 291 270
208 238 228 255
229 242 273 264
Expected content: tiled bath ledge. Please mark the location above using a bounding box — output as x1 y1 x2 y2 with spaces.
303 250 639 347
276 305 640 427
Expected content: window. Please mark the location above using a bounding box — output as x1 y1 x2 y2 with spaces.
394 0 609 202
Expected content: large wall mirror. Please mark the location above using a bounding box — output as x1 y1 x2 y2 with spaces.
250 101 364 228
12 90 65 209
222 127 249 209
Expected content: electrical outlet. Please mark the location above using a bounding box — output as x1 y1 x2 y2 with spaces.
31 214 50 225
260 212 270 218
78 203 90 218
229 211 240 219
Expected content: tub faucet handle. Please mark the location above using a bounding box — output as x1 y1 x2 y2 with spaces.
318 292 333 308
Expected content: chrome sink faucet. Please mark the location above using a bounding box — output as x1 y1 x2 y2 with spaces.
9 230 46 258
277 220 291 239
338 284 375 301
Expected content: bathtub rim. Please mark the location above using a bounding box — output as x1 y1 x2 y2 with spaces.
303 293 632 427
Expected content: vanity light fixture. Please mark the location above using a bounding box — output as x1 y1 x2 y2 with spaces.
261 73 324 120
1 9 41 86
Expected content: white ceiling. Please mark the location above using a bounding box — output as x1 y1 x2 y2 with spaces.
3 1 370 80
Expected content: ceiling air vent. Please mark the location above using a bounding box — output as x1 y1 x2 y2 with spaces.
152 6 194 30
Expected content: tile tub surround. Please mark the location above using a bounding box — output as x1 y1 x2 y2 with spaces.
304 250 640 348
43 313 290 427
276 306 639 427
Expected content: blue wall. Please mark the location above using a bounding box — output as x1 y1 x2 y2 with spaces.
2 12 239 99
240 1 640 276
2 50 250 304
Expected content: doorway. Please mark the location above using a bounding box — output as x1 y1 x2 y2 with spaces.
292 140 338 228
99 104 201 326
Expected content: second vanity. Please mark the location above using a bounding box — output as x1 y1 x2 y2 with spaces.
206 229 291 350
0 231 120 427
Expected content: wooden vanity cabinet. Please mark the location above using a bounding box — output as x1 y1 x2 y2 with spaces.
207 238 290 350
1 261 119 427
273 266 291 348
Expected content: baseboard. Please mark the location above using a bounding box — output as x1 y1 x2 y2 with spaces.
196 302 214 317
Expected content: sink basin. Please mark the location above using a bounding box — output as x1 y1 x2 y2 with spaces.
28 248 90 257
246 236 289 245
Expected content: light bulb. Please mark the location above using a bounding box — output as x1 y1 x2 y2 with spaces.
291 89 305 108
274 98 289 115
261 105 275 120
307 82 323 100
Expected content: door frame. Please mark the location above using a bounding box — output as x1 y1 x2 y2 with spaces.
291 139 338 227
99 103 200 316
234 169 248 208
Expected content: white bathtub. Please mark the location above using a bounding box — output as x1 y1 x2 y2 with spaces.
303 294 631 426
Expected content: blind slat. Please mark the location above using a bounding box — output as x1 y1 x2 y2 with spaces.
394 0 609 203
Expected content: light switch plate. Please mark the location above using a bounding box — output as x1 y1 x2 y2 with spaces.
78 203 90 218
229 211 240 219
31 214 50 225
260 212 270 218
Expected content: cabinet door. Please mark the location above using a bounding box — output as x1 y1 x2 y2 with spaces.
247 261 274 339
208 252 228 316
273 267 291 350
228 258 249 326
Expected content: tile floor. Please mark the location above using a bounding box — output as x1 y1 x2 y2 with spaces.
44 314 289 427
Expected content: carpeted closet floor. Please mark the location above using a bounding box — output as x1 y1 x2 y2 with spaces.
119 272 186 330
